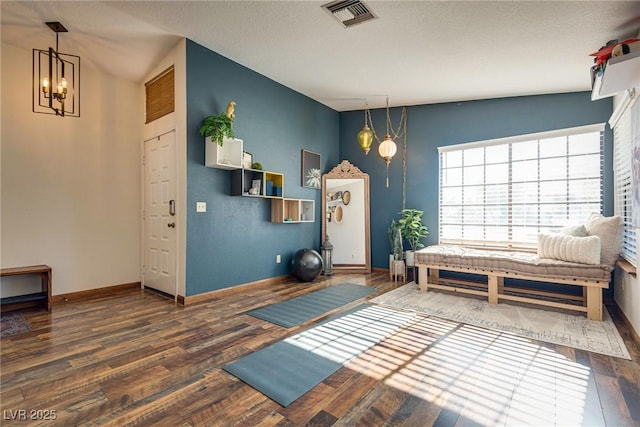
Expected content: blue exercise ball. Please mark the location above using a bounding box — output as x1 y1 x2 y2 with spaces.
290 249 323 282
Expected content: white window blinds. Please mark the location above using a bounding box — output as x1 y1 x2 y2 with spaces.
612 94 637 265
438 124 605 250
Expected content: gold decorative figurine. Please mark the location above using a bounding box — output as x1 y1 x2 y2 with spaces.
226 101 236 120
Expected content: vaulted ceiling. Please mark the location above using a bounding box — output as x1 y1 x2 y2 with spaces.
2 1 639 111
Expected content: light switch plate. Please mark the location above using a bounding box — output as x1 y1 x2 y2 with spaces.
196 202 207 213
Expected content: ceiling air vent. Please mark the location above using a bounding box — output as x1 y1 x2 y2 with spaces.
322 0 376 28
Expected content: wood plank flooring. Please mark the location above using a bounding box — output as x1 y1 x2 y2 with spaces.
1 272 639 426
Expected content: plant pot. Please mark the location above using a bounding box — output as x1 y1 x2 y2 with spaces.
405 250 415 267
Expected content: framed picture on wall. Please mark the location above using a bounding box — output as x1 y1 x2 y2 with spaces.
301 149 321 189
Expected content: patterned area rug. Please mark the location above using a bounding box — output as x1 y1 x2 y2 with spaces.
371 282 631 359
0 312 32 338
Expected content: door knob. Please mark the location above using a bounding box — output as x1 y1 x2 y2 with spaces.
168 222 175 228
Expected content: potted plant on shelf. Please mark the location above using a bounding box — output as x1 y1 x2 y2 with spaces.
199 101 235 146
397 208 429 267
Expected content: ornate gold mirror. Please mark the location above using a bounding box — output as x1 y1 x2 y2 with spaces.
322 160 371 273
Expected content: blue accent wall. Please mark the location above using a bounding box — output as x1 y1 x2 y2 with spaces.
184 39 613 297
339 92 613 269
185 40 339 296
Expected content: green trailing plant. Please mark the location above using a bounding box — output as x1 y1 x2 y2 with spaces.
199 113 234 146
397 208 429 252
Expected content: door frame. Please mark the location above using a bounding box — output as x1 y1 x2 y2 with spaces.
142 129 178 301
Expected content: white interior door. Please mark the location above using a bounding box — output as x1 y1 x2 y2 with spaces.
143 130 177 297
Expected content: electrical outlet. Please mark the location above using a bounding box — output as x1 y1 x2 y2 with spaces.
276 254 281 264
196 202 207 213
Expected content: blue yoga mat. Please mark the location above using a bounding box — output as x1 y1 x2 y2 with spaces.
246 282 375 328
224 303 416 406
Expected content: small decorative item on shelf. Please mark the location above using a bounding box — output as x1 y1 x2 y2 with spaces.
243 151 252 169
199 101 236 146
249 179 261 195
252 162 263 170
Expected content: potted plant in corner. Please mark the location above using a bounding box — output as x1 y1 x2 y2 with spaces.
387 219 405 280
388 219 404 262
397 208 429 267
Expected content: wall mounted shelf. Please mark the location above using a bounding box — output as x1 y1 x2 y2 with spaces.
271 198 315 223
205 137 243 169
592 49 640 100
205 136 315 223
230 169 284 198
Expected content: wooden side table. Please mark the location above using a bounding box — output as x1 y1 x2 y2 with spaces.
1 265 52 312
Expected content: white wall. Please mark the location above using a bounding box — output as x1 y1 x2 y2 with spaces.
1 42 142 296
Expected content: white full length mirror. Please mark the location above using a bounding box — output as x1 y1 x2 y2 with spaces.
322 160 371 273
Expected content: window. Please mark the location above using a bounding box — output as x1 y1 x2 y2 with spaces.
612 94 637 266
145 66 174 124
439 124 605 250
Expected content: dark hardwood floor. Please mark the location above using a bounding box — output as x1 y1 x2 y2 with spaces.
1 272 639 426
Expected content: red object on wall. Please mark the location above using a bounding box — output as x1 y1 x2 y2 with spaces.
590 38 640 66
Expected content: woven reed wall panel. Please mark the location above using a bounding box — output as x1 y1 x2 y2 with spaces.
145 67 174 124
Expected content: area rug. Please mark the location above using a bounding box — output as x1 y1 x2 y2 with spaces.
370 282 631 360
246 282 375 328
225 303 416 406
0 312 31 338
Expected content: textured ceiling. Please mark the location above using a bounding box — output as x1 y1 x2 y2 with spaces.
2 1 639 111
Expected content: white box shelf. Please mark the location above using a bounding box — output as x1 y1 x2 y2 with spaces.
205 137 243 169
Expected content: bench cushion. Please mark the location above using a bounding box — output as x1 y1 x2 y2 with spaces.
415 245 611 282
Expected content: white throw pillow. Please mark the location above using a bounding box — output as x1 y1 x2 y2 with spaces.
584 213 623 267
537 234 601 265
560 224 588 237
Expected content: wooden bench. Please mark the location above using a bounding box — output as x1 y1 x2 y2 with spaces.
417 263 609 321
1 265 52 312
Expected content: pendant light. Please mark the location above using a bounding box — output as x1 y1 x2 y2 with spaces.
32 22 81 117
378 97 397 187
357 103 373 154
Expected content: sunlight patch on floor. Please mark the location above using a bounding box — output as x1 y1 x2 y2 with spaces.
285 305 416 365
380 320 592 426
283 304 594 425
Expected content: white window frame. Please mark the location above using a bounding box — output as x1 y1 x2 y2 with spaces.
438 123 605 251
611 89 637 266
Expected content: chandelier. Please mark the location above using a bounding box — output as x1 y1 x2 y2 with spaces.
32 22 80 117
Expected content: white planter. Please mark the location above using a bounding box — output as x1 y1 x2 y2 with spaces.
405 250 415 267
